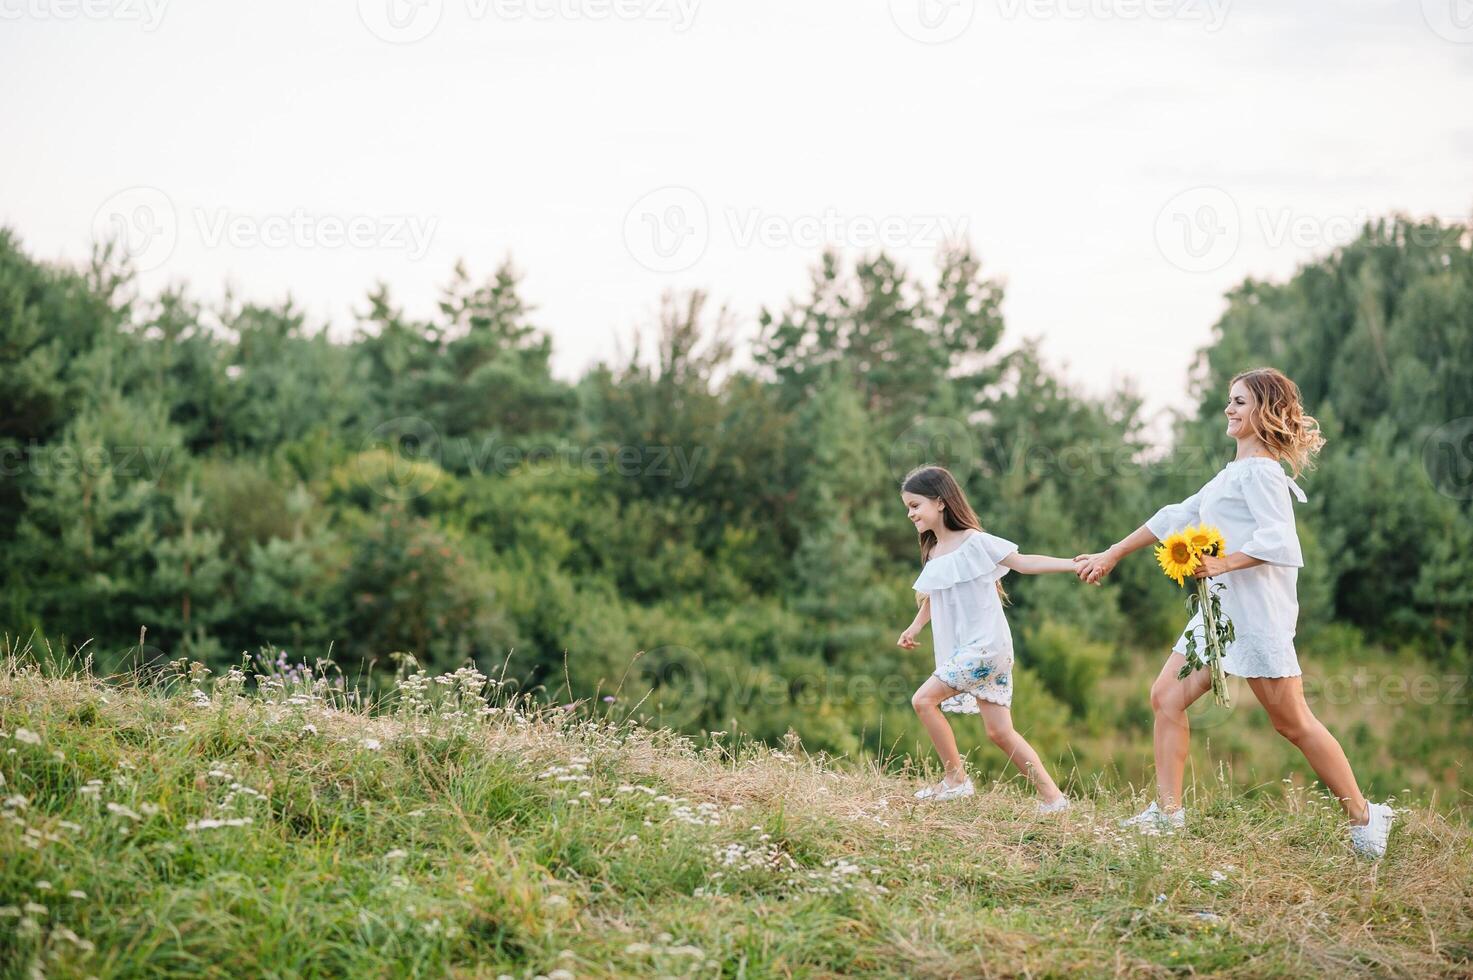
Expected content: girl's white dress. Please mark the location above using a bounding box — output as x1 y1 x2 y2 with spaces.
912 530 1020 712
1146 456 1308 678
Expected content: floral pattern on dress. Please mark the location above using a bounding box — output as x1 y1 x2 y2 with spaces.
934 645 1014 709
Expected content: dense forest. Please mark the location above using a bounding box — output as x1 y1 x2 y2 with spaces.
2 216 1469 798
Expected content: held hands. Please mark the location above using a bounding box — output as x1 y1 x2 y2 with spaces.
1072 550 1118 585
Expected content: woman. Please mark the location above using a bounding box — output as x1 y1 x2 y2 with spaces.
1074 367 1394 859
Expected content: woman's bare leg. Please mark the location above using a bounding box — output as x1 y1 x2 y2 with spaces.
912 676 967 783
977 702 1065 803
1150 652 1214 812
1246 675 1370 825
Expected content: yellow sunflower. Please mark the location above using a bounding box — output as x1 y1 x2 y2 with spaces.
1186 524 1227 559
1155 531 1199 586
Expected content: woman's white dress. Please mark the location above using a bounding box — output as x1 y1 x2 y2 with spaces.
912 530 1020 712
1146 456 1308 678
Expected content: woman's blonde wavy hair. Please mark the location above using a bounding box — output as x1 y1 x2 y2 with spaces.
1231 367 1326 477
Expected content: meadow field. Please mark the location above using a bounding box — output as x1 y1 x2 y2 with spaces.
2 640 1470 978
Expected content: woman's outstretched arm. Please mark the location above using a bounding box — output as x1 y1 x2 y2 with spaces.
1074 524 1158 584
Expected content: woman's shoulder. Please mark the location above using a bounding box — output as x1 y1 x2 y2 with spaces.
1224 455 1290 485
1223 455 1308 504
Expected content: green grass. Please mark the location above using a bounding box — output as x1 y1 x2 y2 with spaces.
2 648 1471 978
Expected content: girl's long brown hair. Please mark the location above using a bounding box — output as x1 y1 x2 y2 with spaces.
901 464 1007 603
1231 367 1326 478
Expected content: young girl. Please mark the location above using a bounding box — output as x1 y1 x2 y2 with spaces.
1075 367 1395 859
897 464 1076 813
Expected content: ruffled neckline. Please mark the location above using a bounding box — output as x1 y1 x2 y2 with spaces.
1224 455 1307 502
912 531 1013 592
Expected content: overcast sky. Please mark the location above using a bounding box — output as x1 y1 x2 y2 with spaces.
2 0 1469 432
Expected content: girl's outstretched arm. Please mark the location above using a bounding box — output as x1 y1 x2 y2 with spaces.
999 552 1077 575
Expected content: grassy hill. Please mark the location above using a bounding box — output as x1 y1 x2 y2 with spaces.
2 647 1471 978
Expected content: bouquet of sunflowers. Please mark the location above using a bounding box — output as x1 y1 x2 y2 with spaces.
1155 524 1233 707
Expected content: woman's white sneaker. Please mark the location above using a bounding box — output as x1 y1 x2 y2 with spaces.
1349 801 1395 859
915 776 975 801
1036 795 1071 815
1120 800 1186 835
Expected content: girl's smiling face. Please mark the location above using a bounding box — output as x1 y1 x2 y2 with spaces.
1224 379 1257 439
902 491 944 534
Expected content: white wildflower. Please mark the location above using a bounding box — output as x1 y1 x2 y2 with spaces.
14 728 41 746
185 817 254 831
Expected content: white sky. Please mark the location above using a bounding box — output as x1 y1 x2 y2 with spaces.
2 0 1470 434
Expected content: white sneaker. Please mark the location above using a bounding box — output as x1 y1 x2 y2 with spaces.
1349 801 1395 859
1120 800 1186 835
1036 795 1071 815
915 776 974 801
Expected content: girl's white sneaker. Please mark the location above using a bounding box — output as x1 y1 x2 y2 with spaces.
1349 801 1395 859
1036 795 1071 815
1120 800 1186 835
915 776 975 801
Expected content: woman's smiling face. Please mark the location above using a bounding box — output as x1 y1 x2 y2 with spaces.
1224 378 1257 439
902 491 943 533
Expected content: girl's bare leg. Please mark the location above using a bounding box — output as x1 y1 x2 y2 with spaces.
1150 652 1214 812
976 702 1065 803
912 676 967 783
1246 675 1370 825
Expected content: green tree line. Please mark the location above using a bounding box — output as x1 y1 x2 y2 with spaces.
1 216 1468 759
